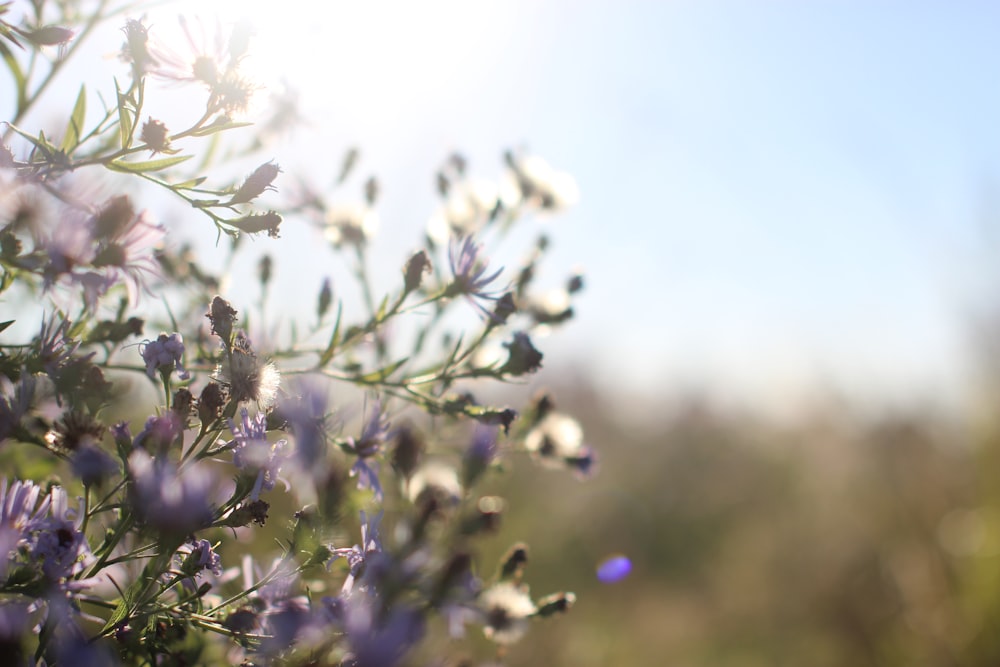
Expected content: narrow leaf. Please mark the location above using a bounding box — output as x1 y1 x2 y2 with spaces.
318 302 343 367
190 119 253 137
0 320 13 333
358 357 409 383
61 84 86 152
115 80 132 150
108 154 191 173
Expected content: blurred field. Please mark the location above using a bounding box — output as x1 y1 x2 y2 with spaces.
478 372 1000 667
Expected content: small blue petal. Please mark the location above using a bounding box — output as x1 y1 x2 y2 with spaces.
596 554 632 583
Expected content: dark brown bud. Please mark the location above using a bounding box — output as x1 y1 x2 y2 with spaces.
317 277 332 320
499 542 529 582
536 592 576 617
92 196 135 241
198 382 227 425
21 25 74 46
390 424 425 479
364 176 379 205
229 211 281 238
207 296 238 344
229 161 281 204
257 254 272 287
141 118 170 153
491 292 517 325
499 332 543 376
403 250 431 293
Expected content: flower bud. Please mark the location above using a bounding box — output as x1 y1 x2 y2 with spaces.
535 592 576 617
403 250 431 293
141 118 170 154
206 296 237 346
499 543 529 582
499 332 542 376
317 277 332 320
198 382 226 426
22 25 74 46
229 211 282 239
228 161 281 205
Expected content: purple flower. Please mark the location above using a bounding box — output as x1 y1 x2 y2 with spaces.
447 236 504 318
27 486 93 581
0 373 35 443
345 400 390 501
70 443 118 487
131 413 182 454
140 332 190 381
328 510 383 595
278 376 330 473
462 425 499 486
179 538 222 577
228 408 288 500
128 450 215 535
337 590 424 667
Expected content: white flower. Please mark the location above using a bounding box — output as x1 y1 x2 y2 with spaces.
479 582 536 645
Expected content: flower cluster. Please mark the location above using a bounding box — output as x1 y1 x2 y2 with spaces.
0 4 593 665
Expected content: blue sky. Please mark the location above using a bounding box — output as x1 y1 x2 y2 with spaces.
15 0 1000 413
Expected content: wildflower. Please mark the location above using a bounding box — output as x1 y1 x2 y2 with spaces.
47 411 104 453
128 449 215 535
499 332 543 376
228 161 281 205
90 204 166 303
478 582 537 645
402 249 431 293
462 424 499 486
327 510 384 595
120 18 155 75
324 202 378 247
140 118 171 153
215 331 280 407
70 443 118 487
524 411 596 478
197 381 226 426
206 295 238 345
407 462 462 507
131 413 182 454
27 485 93 582
343 400 390 501
337 589 424 667
229 210 282 238
179 538 223 577
228 408 288 500
447 236 504 318
427 178 515 243
504 151 579 212
278 376 330 473
140 332 190 381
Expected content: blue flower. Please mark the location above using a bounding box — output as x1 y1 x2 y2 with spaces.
447 236 504 319
344 400 390 501
140 332 190 381
328 510 384 595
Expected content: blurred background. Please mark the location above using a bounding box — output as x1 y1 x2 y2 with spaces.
20 0 1000 664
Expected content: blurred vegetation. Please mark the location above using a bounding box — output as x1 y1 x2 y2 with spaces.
473 373 1000 667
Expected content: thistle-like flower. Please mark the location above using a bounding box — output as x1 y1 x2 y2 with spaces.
140 332 190 381
447 236 504 319
343 400 390 501
478 582 537 645
215 331 281 408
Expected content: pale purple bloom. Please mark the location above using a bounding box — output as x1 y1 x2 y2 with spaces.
228 408 288 500
328 510 383 596
27 486 93 581
131 413 182 453
278 376 330 473
336 589 424 667
179 538 222 577
462 424 499 485
129 450 215 534
140 332 190 380
70 443 118 487
448 236 504 319
91 208 165 304
344 401 390 501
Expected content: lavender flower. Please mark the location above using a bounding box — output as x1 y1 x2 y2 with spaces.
328 510 384 595
128 450 214 535
27 486 93 581
447 236 504 318
337 589 424 667
278 376 331 473
344 400 391 501
140 332 190 381
462 424 499 486
179 538 223 577
228 408 288 500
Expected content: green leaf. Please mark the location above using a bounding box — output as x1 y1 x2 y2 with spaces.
61 84 86 152
0 40 26 112
115 80 132 150
172 176 208 189
190 118 253 137
357 357 408 383
317 302 343 368
108 154 191 173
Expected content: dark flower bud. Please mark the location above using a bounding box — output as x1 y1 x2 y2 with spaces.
491 292 517 325
317 277 332 320
80 365 113 412
403 250 431 293
448 152 467 175
258 254 272 287
535 592 576 617
566 271 584 294
206 297 237 345
530 391 556 425
229 211 282 238
436 171 450 197
224 608 258 634
390 423 425 479
229 161 281 204
198 382 226 425
171 388 195 426
337 147 359 184
499 543 529 582
92 195 135 241
141 118 170 153
499 332 543 376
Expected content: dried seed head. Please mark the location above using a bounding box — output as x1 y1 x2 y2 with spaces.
141 118 170 154
229 162 281 205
